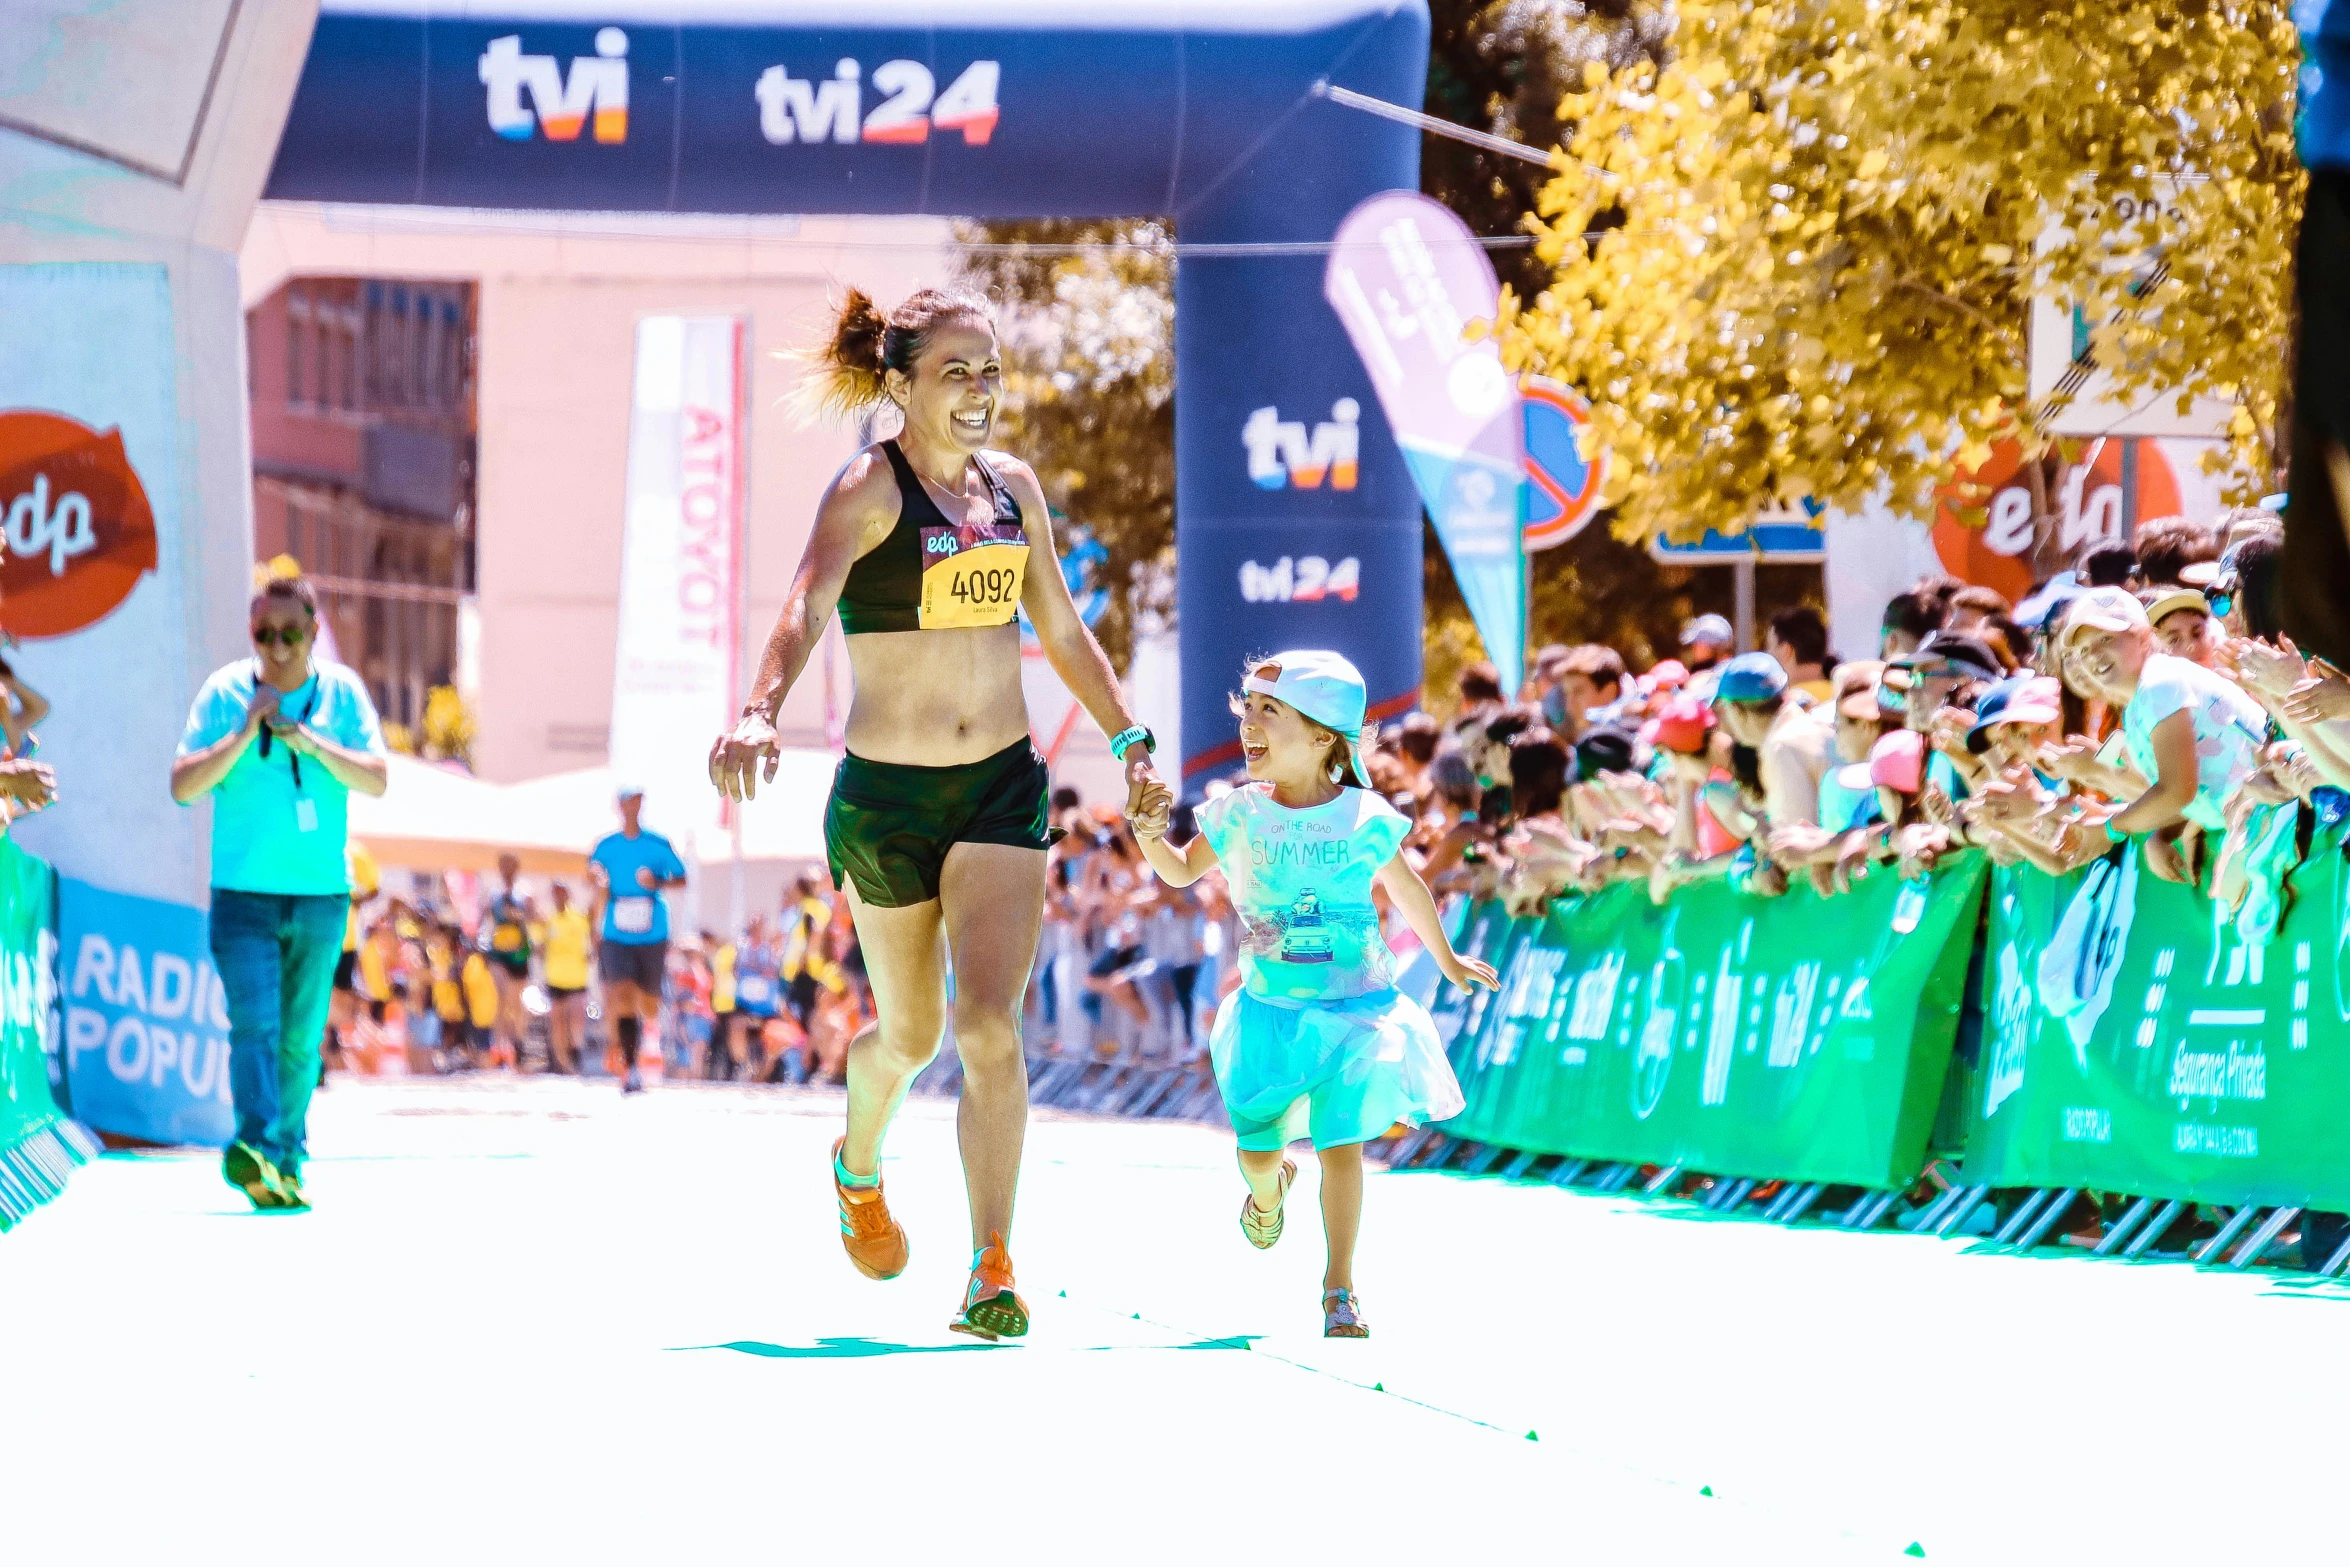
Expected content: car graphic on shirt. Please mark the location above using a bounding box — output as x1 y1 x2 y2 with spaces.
1278 890 1334 964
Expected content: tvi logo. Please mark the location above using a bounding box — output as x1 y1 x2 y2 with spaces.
480 28 630 143
1242 400 1359 491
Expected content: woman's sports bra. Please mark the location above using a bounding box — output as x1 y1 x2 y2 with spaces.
836 440 1030 634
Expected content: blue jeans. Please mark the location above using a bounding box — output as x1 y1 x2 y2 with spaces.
208 889 347 1174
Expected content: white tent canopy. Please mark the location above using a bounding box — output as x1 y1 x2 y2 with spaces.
348 751 832 875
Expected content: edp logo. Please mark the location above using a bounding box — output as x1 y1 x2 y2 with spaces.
4 473 96 576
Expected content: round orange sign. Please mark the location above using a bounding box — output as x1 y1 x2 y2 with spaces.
1930 438 2179 604
0 410 159 638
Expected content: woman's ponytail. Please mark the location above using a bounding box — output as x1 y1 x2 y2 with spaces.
790 284 995 423
800 287 892 419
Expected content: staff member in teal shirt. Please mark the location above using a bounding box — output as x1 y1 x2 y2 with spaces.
172 576 387 1210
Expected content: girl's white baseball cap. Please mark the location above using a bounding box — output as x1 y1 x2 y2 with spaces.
1243 649 1368 738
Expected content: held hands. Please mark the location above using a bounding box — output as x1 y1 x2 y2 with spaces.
1128 777 1175 843
709 708 781 802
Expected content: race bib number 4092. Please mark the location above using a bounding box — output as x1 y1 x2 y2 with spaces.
918 524 1028 630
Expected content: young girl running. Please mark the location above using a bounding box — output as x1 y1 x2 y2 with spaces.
1130 651 1498 1337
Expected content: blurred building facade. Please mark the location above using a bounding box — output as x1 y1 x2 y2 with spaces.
245 276 477 735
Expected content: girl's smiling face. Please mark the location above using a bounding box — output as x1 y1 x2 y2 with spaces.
1237 690 1339 787
2069 624 2152 696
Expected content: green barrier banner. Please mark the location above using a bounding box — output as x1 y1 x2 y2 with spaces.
0 835 82 1232
1963 826 2350 1209
1434 854 1987 1188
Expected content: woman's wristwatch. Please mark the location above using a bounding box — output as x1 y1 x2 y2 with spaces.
1109 725 1155 762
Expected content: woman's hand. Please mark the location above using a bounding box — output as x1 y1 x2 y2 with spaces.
1437 950 1501 991
710 709 781 802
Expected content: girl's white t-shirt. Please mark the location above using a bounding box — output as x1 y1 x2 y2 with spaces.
1192 783 1412 1006
2120 653 2267 830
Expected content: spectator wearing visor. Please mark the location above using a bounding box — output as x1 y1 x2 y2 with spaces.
2143 587 2219 669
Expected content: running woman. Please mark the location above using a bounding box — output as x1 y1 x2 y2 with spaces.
1129 651 1496 1337
709 286 1165 1340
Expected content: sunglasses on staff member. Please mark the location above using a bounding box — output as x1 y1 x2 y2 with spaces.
251 621 310 648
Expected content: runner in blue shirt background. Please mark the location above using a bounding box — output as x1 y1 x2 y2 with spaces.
589 785 688 1094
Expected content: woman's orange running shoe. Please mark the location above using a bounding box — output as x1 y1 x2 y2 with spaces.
948 1233 1029 1341
832 1137 909 1280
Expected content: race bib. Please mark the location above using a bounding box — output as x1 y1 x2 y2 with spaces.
917 523 1028 630
611 896 655 935
737 975 774 1005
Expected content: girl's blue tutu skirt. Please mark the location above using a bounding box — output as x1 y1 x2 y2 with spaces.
1210 985 1464 1151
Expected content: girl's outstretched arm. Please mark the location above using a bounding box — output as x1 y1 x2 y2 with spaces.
1376 851 1499 991
1129 780 1219 887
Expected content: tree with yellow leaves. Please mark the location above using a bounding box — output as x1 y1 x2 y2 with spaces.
1502 0 2304 547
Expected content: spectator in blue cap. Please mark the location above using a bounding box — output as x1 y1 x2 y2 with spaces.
1710 650 1836 826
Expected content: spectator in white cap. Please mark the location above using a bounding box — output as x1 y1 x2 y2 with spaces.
2057 585 2267 882
1679 613 1735 673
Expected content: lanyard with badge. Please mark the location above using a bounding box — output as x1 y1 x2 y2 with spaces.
256 662 323 833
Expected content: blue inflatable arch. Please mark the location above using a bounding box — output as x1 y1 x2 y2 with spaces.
270 0 1431 788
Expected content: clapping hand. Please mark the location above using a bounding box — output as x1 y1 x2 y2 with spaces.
2223 636 2309 704
2281 668 2350 727
2035 737 2100 786
0 758 57 811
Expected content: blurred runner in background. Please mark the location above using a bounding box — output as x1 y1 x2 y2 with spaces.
481 853 535 1069
590 785 687 1095
542 880 592 1074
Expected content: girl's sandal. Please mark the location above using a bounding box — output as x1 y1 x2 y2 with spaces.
1238 1156 1297 1250
1322 1289 1370 1338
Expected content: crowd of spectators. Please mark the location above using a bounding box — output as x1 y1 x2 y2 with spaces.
328 863 874 1086
1375 506 2344 945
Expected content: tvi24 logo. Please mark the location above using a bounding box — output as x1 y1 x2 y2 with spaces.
1243 400 1359 491
1238 555 1360 605
480 28 630 143
757 59 1001 146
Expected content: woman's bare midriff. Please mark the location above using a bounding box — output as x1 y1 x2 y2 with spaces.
840 622 1032 766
